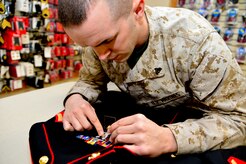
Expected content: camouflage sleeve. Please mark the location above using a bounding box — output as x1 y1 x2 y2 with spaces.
66 47 109 103
166 32 246 155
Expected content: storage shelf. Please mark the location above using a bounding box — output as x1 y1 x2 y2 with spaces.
0 76 79 99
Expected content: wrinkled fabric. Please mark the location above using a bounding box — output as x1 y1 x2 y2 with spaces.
66 6 246 155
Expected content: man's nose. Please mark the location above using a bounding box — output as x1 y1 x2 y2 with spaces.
94 46 111 60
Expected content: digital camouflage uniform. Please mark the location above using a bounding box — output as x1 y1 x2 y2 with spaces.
66 6 246 155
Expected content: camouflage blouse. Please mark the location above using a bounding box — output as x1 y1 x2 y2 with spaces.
66 6 246 154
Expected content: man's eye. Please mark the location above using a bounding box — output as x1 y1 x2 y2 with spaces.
105 39 113 44
95 37 115 47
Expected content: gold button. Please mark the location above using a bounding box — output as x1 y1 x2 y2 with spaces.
39 156 49 164
171 154 176 158
88 152 101 160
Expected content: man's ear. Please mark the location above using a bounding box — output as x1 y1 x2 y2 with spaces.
132 0 145 19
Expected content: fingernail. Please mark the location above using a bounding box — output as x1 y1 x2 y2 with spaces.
106 125 111 132
99 130 104 136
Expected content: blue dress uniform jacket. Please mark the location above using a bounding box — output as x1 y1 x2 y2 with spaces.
66 6 246 155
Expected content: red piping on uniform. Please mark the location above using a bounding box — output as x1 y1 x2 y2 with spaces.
67 153 92 164
42 124 55 164
87 149 116 164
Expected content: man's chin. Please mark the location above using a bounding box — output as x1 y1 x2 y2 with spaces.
100 54 129 63
113 54 131 63
113 58 127 63
99 58 124 63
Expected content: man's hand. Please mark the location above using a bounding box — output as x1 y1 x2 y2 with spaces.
108 114 177 157
63 94 104 136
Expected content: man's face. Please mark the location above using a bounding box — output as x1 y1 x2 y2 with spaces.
64 0 139 63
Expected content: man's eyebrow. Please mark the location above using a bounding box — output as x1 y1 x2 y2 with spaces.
94 34 116 47
95 39 108 47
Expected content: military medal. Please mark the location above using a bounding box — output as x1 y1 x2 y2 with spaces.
76 132 112 148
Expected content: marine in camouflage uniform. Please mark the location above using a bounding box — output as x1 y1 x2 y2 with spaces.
65 6 246 155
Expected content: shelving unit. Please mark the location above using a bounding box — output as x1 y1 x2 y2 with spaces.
0 0 83 97
176 0 246 75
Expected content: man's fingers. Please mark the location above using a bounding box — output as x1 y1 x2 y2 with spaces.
71 117 87 131
92 118 104 136
75 113 93 130
109 114 143 133
86 107 104 136
110 124 136 142
71 104 104 136
63 100 104 135
63 120 75 131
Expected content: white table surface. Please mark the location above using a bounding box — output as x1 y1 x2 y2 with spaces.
0 82 75 164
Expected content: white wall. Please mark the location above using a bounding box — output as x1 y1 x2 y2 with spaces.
145 0 170 6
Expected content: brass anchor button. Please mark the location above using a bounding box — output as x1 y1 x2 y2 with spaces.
39 156 49 164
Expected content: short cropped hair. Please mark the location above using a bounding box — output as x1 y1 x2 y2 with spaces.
58 0 132 27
